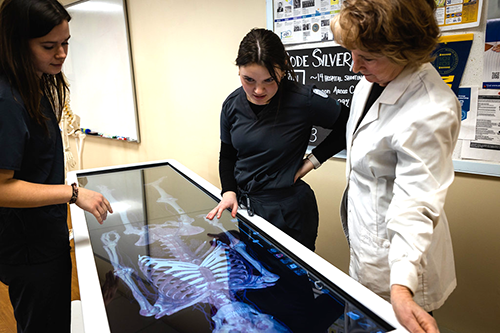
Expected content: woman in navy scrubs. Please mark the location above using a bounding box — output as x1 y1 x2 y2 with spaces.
207 28 348 251
0 1 112 332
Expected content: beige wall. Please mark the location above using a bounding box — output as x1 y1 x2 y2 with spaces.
63 0 261 184
62 0 500 332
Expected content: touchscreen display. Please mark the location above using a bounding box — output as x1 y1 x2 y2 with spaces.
77 162 393 333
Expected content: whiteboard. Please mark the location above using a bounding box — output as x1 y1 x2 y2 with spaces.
64 0 139 142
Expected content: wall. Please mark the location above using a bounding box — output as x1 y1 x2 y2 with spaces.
61 0 500 332
62 0 266 184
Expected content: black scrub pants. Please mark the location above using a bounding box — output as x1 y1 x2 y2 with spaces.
243 179 319 251
0 253 72 333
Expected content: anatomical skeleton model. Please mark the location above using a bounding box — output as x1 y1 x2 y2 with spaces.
98 176 290 332
59 93 85 175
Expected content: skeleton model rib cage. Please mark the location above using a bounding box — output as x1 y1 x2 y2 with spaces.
99 176 289 332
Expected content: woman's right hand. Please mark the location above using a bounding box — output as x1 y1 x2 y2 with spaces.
206 191 238 220
391 284 440 333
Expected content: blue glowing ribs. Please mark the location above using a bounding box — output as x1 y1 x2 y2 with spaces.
99 176 289 332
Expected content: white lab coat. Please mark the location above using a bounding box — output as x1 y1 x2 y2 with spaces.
341 63 459 311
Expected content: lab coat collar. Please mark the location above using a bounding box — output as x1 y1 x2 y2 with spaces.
353 64 421 133
377 64 421 105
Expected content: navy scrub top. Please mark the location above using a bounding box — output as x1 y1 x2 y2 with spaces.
0 75 69 265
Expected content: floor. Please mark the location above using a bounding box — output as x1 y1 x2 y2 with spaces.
0 213 80 333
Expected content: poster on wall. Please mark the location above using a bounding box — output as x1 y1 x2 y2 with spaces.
273 0 342 45
430 33 473 95
461 89 500 162
286 44 360 146
483 19 500 89
453 86 479 160
457 86 478 140
434 0 482 31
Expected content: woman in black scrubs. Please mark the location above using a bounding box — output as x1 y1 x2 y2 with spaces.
206 28 348 251
0 1 112 331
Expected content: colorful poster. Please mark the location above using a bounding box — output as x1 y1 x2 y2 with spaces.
434 0 482 31
273 0 342 45
430 33 473 95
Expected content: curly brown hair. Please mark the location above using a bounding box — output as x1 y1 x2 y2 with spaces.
330 0 440 69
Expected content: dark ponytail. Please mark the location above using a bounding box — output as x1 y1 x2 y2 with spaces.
236 28 295 83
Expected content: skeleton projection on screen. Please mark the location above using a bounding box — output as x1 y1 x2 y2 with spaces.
97 179 205 260
99 177 289 332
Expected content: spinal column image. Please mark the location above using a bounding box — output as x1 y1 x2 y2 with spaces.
78 163 385 333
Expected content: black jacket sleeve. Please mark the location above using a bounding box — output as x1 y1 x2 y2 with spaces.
219 141 238 195
311 103 349 164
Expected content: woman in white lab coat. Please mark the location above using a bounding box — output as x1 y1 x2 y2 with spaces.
331 1 460 332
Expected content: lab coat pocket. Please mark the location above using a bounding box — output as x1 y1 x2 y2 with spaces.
351 226 391 300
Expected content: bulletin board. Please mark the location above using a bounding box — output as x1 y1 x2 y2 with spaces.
63 0 139 142
266 0 500 178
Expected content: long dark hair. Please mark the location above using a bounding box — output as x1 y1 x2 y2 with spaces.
0 0 71 128
236 28 295 84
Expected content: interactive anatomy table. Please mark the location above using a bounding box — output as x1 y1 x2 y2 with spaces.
68 160 407 333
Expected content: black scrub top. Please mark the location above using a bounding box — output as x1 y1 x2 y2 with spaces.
0 75 69 265
220 78 341 193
